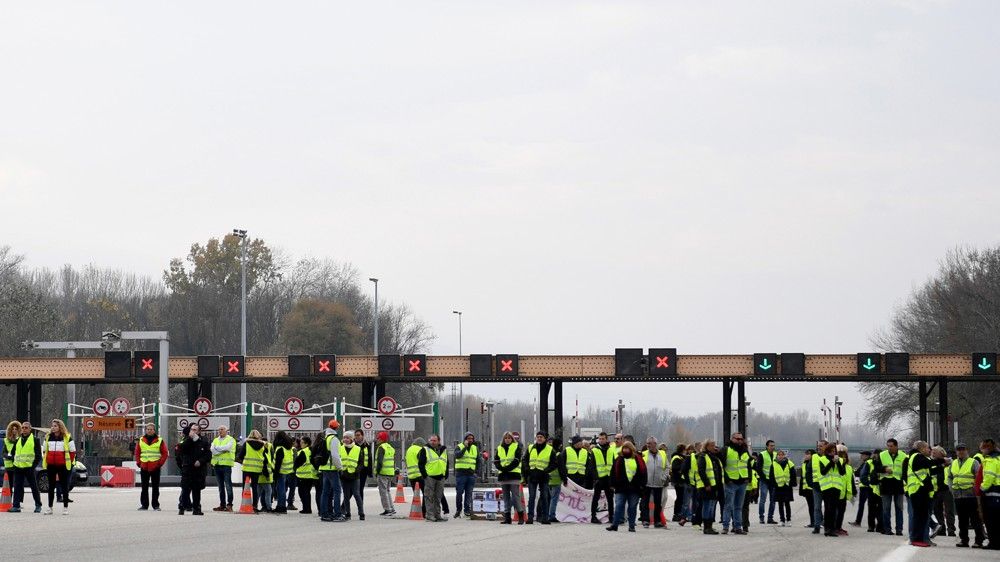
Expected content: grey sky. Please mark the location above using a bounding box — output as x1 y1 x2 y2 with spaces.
2 2 998 423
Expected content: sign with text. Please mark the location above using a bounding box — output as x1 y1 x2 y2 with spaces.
83 416 136 431
554 479 609 523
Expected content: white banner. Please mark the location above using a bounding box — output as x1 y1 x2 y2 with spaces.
554 479 609 523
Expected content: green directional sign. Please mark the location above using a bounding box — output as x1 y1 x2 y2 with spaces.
856 353 882 375
753 353 778 375
972 352 997 375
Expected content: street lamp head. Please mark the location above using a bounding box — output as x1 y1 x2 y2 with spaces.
452 310 461 315
369 278 378 283
233 229 247 238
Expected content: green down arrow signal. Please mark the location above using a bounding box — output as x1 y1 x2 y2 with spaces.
862 358 877 371
978 358 992 370
758 358 772 371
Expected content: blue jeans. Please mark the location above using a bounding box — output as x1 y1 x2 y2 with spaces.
285 474 297 505
882 493 904 534
214 466 233 507
812 488 824 529
723 482 747 530
548 484 561 520
526 479 549 521
613 492 639 527
455 473 475 515
261 481 272 510
758 480 773 521
319 471 342 518
275 474 287 511
701 491 716 522
680 484 693 519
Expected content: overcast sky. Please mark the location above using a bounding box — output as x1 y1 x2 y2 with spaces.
3 2 998 424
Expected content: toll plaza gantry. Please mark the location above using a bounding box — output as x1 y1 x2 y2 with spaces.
1 349 998 447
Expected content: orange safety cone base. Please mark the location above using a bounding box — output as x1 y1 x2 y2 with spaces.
237 476 255 514
408 482 424 520
0 473 12 513
394 474 407 503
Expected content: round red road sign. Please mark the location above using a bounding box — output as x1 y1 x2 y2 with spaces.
192 397 213 416
376 396 398 416
92 398 111 417
284 397 304 416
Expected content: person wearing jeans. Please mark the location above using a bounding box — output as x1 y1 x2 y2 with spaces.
495 432 525 524
719 433 750 534
210 425 236 511
339 434 364 519
809 441 829 533
873 439 906 536
271 431 295 513
691 440 723 534
605 441 646 532
318 421 344 522
453 433 479 518
523 431 555 524
758 440 777 524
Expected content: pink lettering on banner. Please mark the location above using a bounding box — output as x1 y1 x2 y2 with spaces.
554 480 610 523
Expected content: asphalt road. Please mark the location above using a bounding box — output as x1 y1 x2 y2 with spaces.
4 486 992 561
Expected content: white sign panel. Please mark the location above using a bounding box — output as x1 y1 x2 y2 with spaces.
357 416 415 431
554 479 609 523
266 416 322 432
176 416 230 431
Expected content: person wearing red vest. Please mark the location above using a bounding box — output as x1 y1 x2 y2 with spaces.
133 423 168 511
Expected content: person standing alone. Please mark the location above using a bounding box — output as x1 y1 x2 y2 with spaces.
134 423 168 511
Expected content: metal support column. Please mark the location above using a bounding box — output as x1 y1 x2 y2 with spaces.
538 380 551 434
553 381 564 440
16 381 29 422
918 380 928 442
198 379 214 404
938 379 949 448
187 381 201 409
722 379 733 441
361 380 375 410
375 380 386 402
28 381 41 427
737 379 747 436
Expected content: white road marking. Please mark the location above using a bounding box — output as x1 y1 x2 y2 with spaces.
876 542 917 562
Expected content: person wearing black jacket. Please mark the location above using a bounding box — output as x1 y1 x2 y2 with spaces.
606 441 647 532
819 443 846 537
178 424 211 515
522 431 556 525
907 441 946 547
588 433 615 525
799 449 815 528
9 421 42 513
292 436 318 514
495 431 524 525
354 429 372 508
670 443 687 524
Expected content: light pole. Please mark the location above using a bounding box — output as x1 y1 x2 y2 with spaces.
453 310 463 437
233 229 248 434
369 278 379 354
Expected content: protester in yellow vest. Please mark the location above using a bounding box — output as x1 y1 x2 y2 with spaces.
818 443 845 537
849 450 875 531
210 425 237 511
606 441 647 532
292 436 318 514
522 431 556 524
9 421 42 513
589 432 616 525
133 423 168 511
417 434 449 522
693 440 723 535
833 444 856 536
770 449 796 526
975 439 999 550
495 431 525 525
948 443 985 547
453 432 480 518
339 434 365 520
375 431 397 517
873 438 906 536
718 433 751 534
236 430 269 514
271 431 295 514
42 419 76 515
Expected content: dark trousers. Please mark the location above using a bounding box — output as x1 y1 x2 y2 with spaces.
853 487 871 524
139 469 160 509
341 477 363 516
822 489 840 534
672 484 685 520
297 479 316 513
12 467 41 509
245 472 261 510
910 493 931 543
742 489 752 530
803 491 815 527
285 474 297 505
836 499 847 530
178 481 190 510
411 478 449 516
932 488 956 532
526 479 550 522
690 490 703 525
592 477 614 518
46 466 70 509
882 492 905 534
181 485 202 511
777 500 791 522
640 487 663 525
954 497 985 545
982 496 1000 549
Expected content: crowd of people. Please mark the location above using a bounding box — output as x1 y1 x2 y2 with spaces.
3 416 999 551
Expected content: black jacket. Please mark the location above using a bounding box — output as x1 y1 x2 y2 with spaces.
670 453 686 485
355 441 372 477
178 435 211 489
494 442 522 481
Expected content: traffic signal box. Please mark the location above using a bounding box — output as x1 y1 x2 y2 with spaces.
288 355 311 376
134 350 159 378
379 354 400 377
972 352 997 375
403 354 426 376
496 354 519 376
470 354 492 377
615 348 644 376
753 353 778 376
885 353 910 375
856 353 882 375
221 355 245 377
648 348 677 376
104 351 132 379
313 354 337 376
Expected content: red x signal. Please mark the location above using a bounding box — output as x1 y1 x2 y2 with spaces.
408 360 422 372
500 360 513 372
227 361 241 373
141 358 154 370
317 360 331 372
656 356 670 368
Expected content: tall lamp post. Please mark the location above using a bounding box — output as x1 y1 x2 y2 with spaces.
233 229 248 434
369 278 379 354
453 310 463 437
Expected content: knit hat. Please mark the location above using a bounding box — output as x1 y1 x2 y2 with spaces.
464 432 475 440
328 419 340 430
377 431 389 442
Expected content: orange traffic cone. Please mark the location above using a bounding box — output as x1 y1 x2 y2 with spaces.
394 474 406 503
512 483 527 523
237 477 255 514
0 473 11 513
408 482 424 520
649 499 655 526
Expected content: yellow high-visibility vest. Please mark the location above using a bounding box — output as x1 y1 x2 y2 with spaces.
139 438 162 463
211 435 236 466
565 447 588 476
424 446 447 477
295 447 317 479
